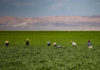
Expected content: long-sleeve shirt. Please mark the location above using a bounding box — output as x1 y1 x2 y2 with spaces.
88 42 92 46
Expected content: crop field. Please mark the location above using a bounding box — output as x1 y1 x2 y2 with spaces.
0 31 100 70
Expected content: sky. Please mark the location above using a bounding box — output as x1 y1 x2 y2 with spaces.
0 0 100 17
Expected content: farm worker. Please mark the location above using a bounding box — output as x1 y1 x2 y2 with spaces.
26 39 29 47
53 42 57 47
57 45 62 48
71 41 77 46
5 40 9 47
47 41 51 46
88 40 92 48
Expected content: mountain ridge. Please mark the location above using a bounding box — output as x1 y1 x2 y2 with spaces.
0 16 100 31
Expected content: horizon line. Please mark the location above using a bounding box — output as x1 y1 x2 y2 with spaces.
0 15 100 18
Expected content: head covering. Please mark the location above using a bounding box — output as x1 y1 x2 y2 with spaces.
26 39 29 41
5 40 9 43
88 40 90 42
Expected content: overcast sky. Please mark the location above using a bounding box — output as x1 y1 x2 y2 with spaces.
0 0 100 17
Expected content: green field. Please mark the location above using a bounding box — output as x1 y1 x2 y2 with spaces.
0 31 100 70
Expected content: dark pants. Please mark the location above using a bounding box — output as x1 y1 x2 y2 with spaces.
47 44 50 46
5 43 9 47
54 44 57 47
26 41 29 47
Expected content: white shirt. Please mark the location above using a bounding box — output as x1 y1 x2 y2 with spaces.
72 42 76 46
53 42 57 46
